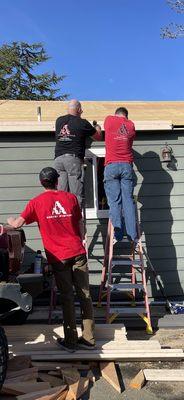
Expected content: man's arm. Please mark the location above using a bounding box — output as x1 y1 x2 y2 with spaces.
84 120 102 141
7 216 25 229
92 123 102 141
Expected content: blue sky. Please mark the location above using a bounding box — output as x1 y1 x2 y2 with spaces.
0 0 184 100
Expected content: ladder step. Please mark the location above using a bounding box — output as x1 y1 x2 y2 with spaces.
109 307 146 315
112 259 141 266
109 283 145 291
107 272 133 277
116 237 130 243
113 255 133 259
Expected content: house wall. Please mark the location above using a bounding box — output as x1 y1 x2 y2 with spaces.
0 131 183 299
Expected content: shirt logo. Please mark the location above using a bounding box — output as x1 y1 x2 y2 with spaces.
58 124 75 142
46 201 71 219
52 201 67 215
118 123 129 135
60 124 71 137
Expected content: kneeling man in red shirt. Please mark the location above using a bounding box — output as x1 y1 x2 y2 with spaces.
7 167 95 352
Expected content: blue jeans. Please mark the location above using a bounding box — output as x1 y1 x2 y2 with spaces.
104 162 137 241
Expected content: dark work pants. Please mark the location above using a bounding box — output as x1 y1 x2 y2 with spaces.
52 254 95 347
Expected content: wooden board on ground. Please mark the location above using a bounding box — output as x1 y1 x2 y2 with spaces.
13 348 183 357
38 372 64 387
16 386 67 400
4 323 127 343
36 388 68 400
7 355 32 371
6 367 38 380
66 377 89 400
32 362 90 371
4 375 37 384
61 368 80 385
129 370 146 390
144 369 184 382
2 381 50 396
100 362 121 393
29 351 184 362
9 339 161 353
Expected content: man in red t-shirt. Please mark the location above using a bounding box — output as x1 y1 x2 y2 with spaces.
104 107 137 243
7 167 95 352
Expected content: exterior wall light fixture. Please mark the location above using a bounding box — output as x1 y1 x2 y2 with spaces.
37 106 42 122
161 142 173 163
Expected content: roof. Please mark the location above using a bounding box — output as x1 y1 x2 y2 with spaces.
0 100 183 131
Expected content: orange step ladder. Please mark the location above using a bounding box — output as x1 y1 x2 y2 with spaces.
98 201 153 334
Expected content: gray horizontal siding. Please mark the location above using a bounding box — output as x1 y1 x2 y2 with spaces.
0 183 184 200
0 198 184 215
0 132 184 299
0 158 184 173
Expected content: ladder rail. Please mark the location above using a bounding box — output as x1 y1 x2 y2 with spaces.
98 219 111 305
106 222 114 323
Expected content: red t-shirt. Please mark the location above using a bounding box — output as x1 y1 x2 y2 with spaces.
104 115 136 165
21 191 85 264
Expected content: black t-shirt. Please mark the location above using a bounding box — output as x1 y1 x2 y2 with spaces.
55 114 96 159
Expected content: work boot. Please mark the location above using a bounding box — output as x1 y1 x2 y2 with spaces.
78 337 96 350
56 338 77 353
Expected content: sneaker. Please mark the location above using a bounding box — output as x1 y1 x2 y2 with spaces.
56 338 77 353
78 337 96 350
114 227 123 243
131 239 139 252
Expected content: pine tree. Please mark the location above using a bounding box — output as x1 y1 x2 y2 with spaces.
162 0 184 38
0 42 68 100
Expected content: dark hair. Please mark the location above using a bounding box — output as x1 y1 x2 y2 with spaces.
39 167 59 189
115 107 128 118
41 180 56 189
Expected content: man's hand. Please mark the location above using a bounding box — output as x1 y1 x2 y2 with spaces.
92 121 102 141
7 217 16 226
7 216 25 229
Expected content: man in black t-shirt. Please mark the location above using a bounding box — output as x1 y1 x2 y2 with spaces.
54 99 101 207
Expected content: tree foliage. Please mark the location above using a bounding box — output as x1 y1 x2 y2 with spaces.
0 42 68 100
162 0 184 38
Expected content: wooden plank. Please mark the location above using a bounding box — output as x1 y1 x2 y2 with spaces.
29 352 184 362
100 362 121 393
13 349 184 356
9 339 161 352
66 378 89 400
129 370 146 389
4 324 127 342
61 368 80 385
4 371 38 383
2 382 50 395
38 373 64 387
35 389 68 400
7 355 32 371
144 369 184 382
47 371 62 377
16 386 67 400
6 367 38 380
32 362 89 371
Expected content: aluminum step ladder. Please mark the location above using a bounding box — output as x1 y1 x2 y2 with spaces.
98 203 153 334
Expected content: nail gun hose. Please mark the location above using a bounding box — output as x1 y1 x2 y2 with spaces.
142 246 174 313
142 246 167 299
